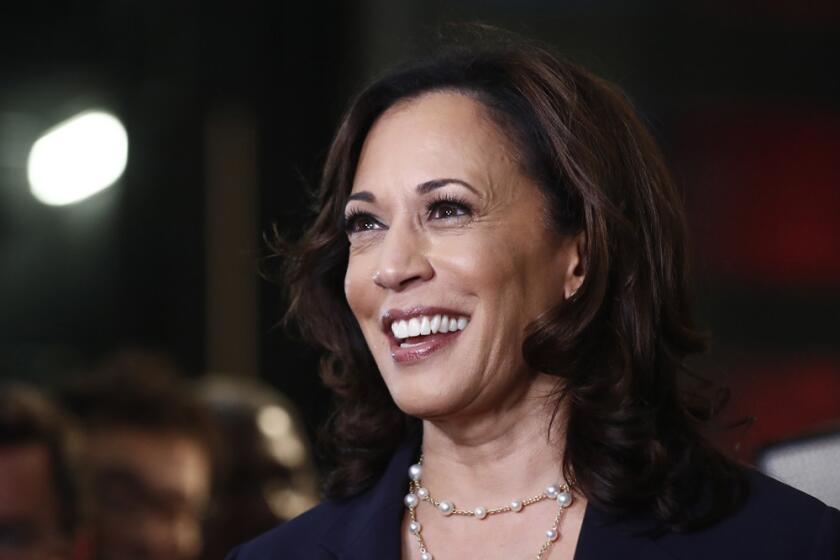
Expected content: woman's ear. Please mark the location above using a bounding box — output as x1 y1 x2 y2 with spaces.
562 231 586 299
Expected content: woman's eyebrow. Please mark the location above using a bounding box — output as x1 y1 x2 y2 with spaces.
346 178 478 204
347 191 375 202
417 178 479 195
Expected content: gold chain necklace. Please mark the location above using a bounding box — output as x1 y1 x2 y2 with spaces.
403 456 575 560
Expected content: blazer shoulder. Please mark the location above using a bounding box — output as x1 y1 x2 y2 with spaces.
228 435 421 560
743 468 836 525
654 468 840 559
224 500 349 560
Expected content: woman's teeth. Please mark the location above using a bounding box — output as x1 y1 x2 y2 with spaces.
391 314 469 342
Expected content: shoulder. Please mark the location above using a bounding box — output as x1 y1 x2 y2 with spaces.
226 433 420 560
224 499 351 560
655 468 840 559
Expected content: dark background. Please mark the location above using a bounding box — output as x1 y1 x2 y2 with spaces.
1 0 838 458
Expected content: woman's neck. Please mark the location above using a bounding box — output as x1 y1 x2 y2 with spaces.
418 373 568 505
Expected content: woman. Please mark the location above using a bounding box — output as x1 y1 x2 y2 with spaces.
229 32 840 559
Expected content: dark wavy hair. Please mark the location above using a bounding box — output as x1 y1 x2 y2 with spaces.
276 30 745 531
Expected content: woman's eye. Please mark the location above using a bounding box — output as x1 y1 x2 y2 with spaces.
344 212 382 234
428 201 471 220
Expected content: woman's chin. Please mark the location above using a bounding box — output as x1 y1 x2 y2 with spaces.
388 386 466 420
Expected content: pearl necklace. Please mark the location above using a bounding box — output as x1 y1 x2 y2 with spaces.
403 457 574 560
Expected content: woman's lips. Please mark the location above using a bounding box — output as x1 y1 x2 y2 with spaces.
390 330 463 364
380 307 470 364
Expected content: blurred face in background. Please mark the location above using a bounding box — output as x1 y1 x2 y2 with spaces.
86 428 210 560
0 444 72 560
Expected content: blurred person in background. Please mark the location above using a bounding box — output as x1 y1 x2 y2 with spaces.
197 375 318 560
61 351 215 560
0 386 85 560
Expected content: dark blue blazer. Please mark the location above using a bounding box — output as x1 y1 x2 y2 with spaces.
227 437 840 559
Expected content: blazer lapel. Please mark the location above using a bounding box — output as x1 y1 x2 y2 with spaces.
318 436 420 560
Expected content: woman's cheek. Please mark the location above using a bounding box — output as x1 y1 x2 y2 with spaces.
343 261 368 317
435 232 513 289
346 253 386 331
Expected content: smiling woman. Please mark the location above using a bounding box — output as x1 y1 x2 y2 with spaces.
228 29 840 560
343 91 584 426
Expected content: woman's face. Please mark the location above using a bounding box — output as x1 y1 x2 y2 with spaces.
344 91 583 420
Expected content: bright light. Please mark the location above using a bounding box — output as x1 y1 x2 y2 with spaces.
257 405 292 438
27 110 128 206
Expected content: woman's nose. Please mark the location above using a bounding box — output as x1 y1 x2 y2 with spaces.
372 224 434 291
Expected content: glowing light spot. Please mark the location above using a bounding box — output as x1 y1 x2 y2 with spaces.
257 405 292 438
265 486 319 520
27 110 128 206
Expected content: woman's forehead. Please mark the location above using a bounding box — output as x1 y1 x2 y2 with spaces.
351 91 519 198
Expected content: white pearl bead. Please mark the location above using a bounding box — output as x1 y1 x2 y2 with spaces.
437 500 454 515
557 491 573 508
546 528 559 541
420 552 433 560
510 499 523 512
409 521 422 534
545 484 560 499
473 506 487 519
408 463 423 481
404 493 419 509
416 487 429 499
